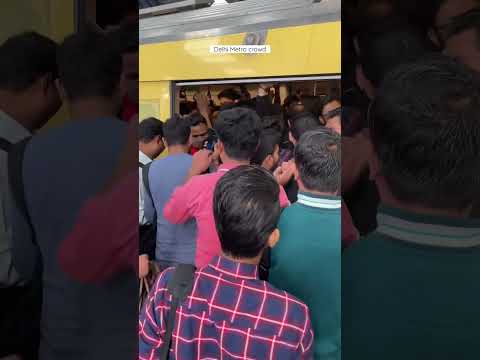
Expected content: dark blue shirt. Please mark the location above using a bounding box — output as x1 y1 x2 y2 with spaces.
12 118 137 360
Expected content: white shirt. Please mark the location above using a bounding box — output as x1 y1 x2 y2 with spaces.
0 109 31 287
139 150 152 225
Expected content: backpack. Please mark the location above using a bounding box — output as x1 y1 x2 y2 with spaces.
139 162 156 258
159 264 196 360
0 136 42 283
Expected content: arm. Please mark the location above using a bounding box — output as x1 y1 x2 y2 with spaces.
139 270 170 359
273 84 281 105
299 310 315 359
184 148 213 183
342 132 372 195
341 200 359 249
163 180 197 225
279 185 291 208
164 149 212 223
195 92 213 129
57 172 138 283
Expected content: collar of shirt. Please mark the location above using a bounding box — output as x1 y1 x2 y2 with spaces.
376 204 480 248
190 147 200 155
217 162 242 173
297 192 341 209
207 255 259 280
139 150 151 165
0 109 31 142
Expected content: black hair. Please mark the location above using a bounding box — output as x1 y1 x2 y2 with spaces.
294 128 341 193
218 88 241 101
139 117 164 142
251 128 282 166
179 100 197 116
57 29 122 100
323 95 341 108
97 0 138 28
283 94 301 109
288 112 322 141
370 54 480 209
163 114 191 146
438 7 480 48
356 21 429 87
214 107 261 161
0 32 58 92
261 114 283 133
213 165 281 259
188 112 208 127
108 20 138 54
428 0 454 26
301 95 324 118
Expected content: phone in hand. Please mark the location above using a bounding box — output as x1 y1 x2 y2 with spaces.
203 131 218 151
203 138 216 151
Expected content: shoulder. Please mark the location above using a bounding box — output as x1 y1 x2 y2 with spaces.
342 232 388 273
152 267 175 295
279 203 302 222
263 281 310 320
188 171 216 187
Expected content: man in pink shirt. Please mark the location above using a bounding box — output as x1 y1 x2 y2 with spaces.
164 107 290 267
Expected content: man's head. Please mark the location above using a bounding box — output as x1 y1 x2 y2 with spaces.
213 107 261 162
0 32 61 130
252 128 282 171
429 0 480 72
322 96 342 134
188 112 209 149
217 88 241 106
163 114 191 149
288 112 321 145
355 22 429 98
293 128 341 195
109 21 139 103
284 96 306 118
432 0 479 28
57 29 123 111
214 165 281 260
370 54 480 212
138 117 165 159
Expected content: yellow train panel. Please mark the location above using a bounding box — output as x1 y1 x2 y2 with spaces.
140 22 341 82
139 81 172 121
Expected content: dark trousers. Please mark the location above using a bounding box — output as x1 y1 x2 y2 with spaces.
0 278 42 360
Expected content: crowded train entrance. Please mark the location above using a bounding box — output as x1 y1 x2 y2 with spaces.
138 1 342 358
173 76 340 121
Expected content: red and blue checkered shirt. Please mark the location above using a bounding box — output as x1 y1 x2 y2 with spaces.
139 256 314 359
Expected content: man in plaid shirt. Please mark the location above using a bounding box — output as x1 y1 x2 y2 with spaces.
139 165 314 359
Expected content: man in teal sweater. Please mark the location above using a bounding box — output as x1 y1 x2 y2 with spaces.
342 55 480 359
269 128 341 360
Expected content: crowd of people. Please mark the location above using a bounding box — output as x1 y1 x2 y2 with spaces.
342 0 480 359
138 84 344 359
1 0 479 359
0 24 139 360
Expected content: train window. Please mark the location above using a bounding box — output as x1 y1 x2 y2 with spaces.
172 76 340 118
139 0 246 17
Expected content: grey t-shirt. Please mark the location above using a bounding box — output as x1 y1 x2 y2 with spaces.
144 153 197 265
